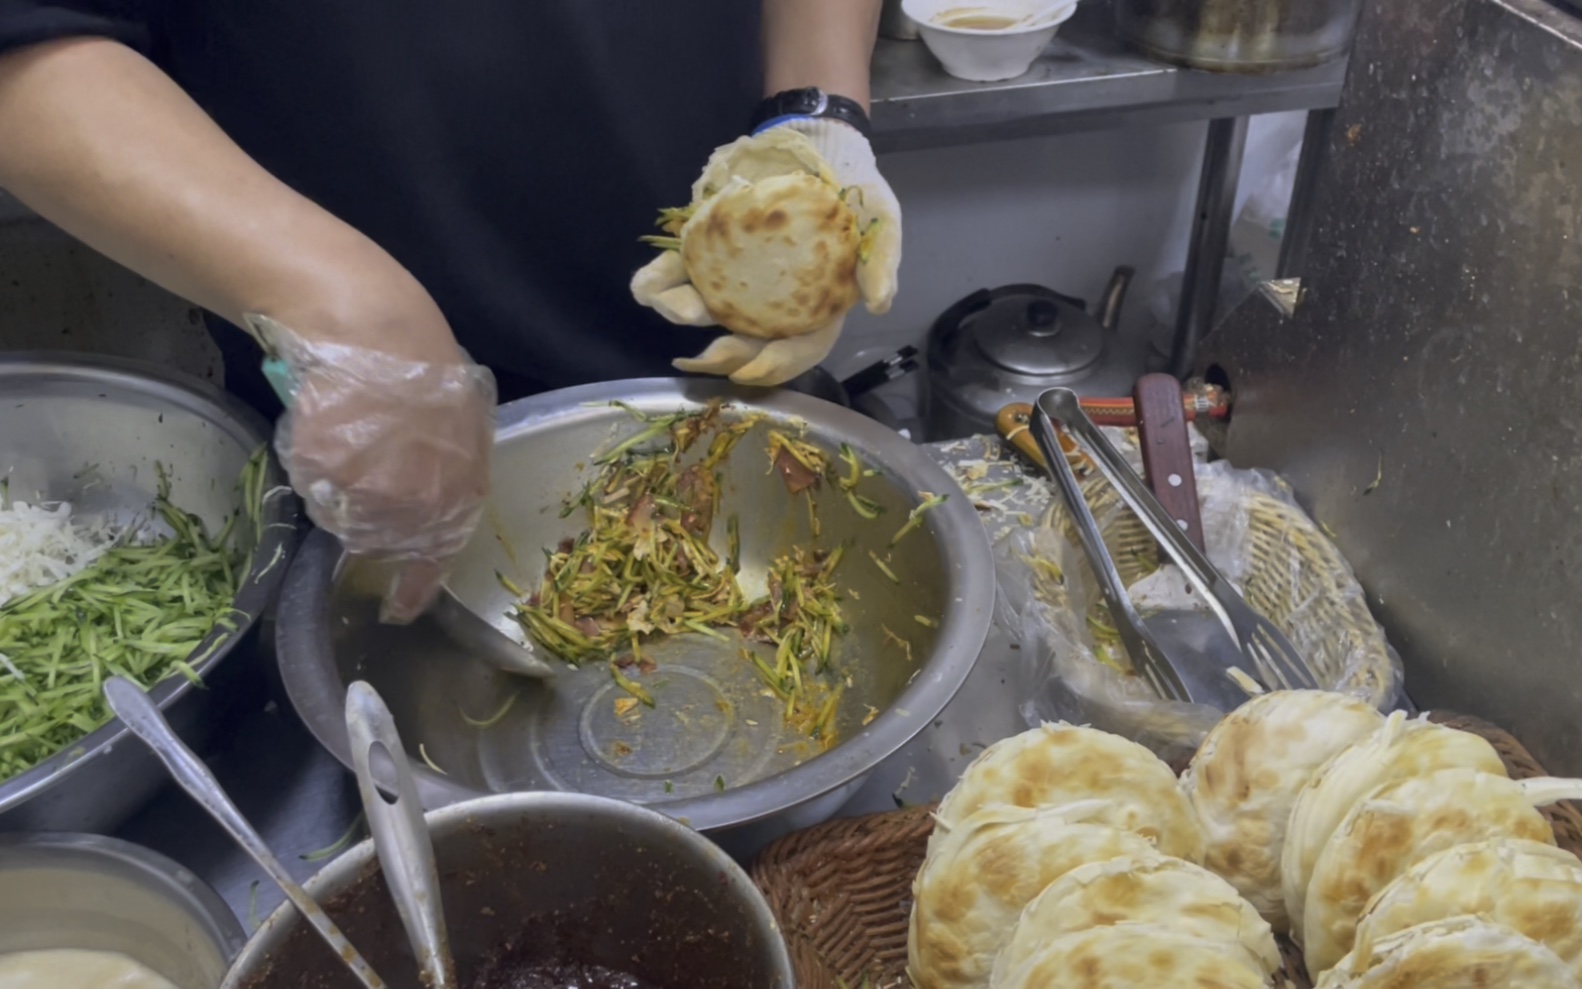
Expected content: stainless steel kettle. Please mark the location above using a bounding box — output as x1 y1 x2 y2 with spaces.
923 266 1152 440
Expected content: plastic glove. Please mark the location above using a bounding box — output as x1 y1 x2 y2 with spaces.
631 118 903 386
245 314 497 625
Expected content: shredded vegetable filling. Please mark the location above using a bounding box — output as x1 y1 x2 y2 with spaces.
510 401 853 747
0 453 266 781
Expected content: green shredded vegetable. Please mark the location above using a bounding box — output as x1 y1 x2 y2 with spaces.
0 448 266 781
300 811 366 862
890 492 948 547
459 692 519 729
509 401 852 748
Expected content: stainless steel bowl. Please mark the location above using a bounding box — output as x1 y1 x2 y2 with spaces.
276 377 994 851
0 353 299 832
223 791 794 989
0 831 247 989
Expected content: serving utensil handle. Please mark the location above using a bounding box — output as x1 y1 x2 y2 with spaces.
104 677 388 989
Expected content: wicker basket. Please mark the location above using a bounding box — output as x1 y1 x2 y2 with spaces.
749 711 1582 989
1038 466 1400 712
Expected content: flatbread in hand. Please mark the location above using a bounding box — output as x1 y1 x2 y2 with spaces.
1182 688 1384 932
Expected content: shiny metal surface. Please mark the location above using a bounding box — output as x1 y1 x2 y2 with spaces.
868 0 1346 153
924 269 1151 441
104 677 388 989
1197 0 1582 774
116 439 1032 928
424 584 556 680
1114 0 1364 72
1169 116 1248 377
276 378 995 848
0 831 246 989
1041 388 1318 690
222 792 795 989
345 683 456 989
1029 403 1190 700
0 353 299 834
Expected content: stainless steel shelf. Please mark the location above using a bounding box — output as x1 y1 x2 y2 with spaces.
870 2 1349 152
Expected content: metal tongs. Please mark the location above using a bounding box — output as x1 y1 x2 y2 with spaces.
1032 387 1320 696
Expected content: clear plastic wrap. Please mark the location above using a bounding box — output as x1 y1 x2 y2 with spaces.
262 322 497 623
991 433 1405 764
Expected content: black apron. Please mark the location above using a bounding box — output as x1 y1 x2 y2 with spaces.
140 1 763 410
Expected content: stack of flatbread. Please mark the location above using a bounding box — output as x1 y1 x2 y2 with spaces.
1183 691 1582 987
908 696 1582 988
906 722 1279 989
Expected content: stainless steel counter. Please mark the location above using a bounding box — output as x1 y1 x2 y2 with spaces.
873 0 1354 379
112 438 1040 933
870 1 1349 153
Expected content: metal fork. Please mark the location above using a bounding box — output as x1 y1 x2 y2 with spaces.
1037 388 1320 691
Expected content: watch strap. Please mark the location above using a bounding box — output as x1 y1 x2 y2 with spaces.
750 87 872 139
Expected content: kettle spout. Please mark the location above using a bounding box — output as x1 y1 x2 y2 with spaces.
1097 265 1136 332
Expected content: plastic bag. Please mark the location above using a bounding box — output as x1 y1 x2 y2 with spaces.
993 431 1405 764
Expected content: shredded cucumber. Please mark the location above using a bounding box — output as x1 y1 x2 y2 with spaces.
0 449 267 781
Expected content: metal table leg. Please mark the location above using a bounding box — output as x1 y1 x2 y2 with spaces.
1276 107 1338 279
1168 116 1250 378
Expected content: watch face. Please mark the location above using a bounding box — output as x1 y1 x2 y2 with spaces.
789 88 825 115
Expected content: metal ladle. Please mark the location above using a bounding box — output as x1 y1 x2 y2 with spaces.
344 680 458 989
244 312 555 681
102 677 388 989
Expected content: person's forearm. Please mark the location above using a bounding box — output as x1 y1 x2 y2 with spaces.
761 0 882 110
0 38 458 364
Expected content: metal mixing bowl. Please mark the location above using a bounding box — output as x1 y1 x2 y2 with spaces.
223 791 794 989
0 353 299 833
0 831 247 989
276 377 994 849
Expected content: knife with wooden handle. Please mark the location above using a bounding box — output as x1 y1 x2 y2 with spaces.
1132 373 1206 552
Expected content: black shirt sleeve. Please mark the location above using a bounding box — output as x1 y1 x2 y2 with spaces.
0 1 152 59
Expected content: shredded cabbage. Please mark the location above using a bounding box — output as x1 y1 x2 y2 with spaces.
0 501 117 609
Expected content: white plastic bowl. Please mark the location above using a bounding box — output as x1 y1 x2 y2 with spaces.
901 0 1077 82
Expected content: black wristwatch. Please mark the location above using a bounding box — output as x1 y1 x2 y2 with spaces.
750 87 872 138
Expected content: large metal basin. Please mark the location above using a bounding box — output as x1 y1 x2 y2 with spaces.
223 791 794 989
1116 0 1364 72
0 831 246 989
0 353 299 833
276 377 994 851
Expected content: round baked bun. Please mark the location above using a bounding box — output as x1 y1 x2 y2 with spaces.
1303 768 1566 976
1182 688 1384 932
987 925 1268 989
990 851 1281 985
933 722 1205 863
906 802 1156 989
1282 711 1509 939
1314 916 1579 989
1352 838 1582 981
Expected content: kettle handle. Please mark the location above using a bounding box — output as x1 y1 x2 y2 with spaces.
1097 266 1136 333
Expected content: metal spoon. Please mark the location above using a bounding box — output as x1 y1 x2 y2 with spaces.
245 312 554 681
102 677 387 989
344 680 458 989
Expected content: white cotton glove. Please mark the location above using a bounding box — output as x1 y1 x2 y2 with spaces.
631 118 903 387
